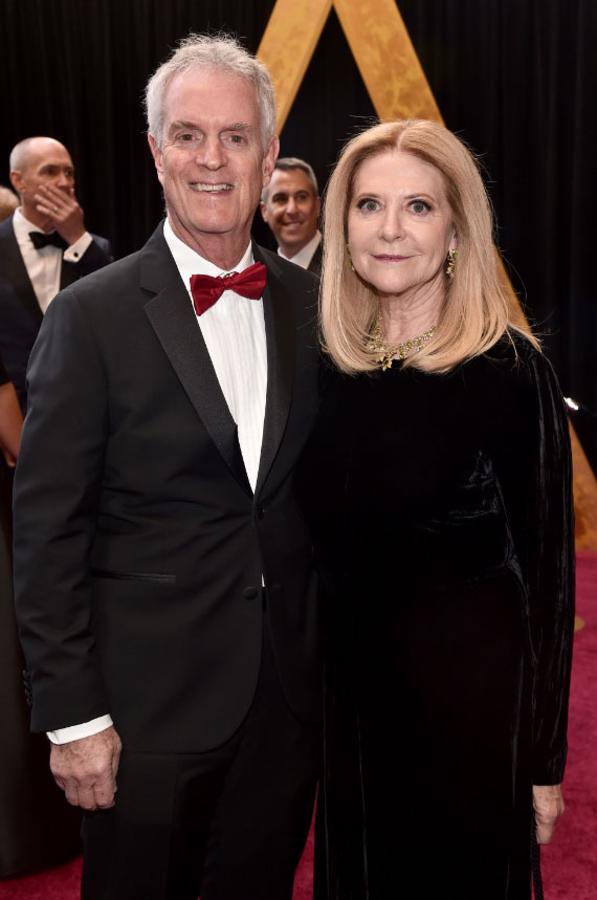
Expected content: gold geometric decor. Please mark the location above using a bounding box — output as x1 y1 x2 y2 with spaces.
257 0 597 549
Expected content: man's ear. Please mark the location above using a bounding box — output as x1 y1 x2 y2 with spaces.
262 136 279 190
9 170 24 195
148 134 164 182
260 200 270 224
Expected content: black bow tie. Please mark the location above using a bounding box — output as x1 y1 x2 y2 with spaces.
29 230 68 251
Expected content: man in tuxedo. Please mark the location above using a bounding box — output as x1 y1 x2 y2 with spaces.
0 137 112 411
13 33 320 900
260 157 322 275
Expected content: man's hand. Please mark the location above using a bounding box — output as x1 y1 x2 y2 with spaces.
34 183 86 246
50 726 122 811
533 783 565 844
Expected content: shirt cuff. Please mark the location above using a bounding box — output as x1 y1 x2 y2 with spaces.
63 231 93 262
47 714 113 744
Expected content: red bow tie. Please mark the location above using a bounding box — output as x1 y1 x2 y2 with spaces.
190 262 267 316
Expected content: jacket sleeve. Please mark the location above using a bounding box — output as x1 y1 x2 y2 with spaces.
13 287 110 732
74 235 113 275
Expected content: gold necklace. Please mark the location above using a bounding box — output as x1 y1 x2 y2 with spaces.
366 317 436 371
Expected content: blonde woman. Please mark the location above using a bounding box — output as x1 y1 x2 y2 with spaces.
298 120 574 899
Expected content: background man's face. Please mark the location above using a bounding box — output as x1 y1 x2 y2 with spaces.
149 67 278 263
10 139 75 216
260 168 320 257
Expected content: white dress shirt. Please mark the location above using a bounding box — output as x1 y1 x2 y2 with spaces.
278 230 321 270
48 219 268 745
164 220 267 491
12 208 92 313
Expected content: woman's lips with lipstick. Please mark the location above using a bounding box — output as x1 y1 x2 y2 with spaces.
372 254 411 262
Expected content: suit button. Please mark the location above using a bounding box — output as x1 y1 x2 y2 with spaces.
257 507 265 520
243 586 259 600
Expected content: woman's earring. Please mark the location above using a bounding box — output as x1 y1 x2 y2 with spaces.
346 244 355 273
445 248 457 279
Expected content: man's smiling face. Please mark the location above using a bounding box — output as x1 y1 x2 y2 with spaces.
261 167 320 258
149 67 278 267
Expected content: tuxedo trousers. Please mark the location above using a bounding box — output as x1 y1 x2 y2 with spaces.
81 596 320 900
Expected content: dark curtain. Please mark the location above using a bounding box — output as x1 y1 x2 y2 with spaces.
1 0 595 468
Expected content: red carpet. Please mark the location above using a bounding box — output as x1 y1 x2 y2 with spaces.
1 553 595 899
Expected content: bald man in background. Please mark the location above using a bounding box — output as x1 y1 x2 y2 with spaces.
0 137 112 411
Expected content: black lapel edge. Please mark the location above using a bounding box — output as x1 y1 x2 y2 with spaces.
254 244 296 495
141 229 252 497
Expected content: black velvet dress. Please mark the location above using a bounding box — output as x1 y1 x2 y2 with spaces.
298 335 574 900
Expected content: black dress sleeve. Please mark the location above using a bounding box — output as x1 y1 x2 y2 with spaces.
487 344 575 784
525 351 575 784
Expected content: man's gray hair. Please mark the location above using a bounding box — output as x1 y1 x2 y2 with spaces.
261 157 319 202
144 33 277 150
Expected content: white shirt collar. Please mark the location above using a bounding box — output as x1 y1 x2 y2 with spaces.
163 218 254 293
277 230 321 269
13 207 50 245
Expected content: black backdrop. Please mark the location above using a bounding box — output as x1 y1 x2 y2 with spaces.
1 0 596 468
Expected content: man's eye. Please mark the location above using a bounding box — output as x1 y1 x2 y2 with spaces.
177 132 198 143
356 198 379 213
226 134 246 145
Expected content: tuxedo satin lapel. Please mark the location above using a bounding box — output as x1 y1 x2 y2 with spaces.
0 218 43 324
307 241 322 277
141 226 252 497
254 246 295 496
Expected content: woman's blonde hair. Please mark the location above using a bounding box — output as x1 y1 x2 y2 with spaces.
320 119 537 374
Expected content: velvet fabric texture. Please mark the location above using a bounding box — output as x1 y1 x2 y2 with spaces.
298 335 575 899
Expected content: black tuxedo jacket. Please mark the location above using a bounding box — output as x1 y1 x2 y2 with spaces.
13 224 321 753
307 240 322 278
0 215 112 410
